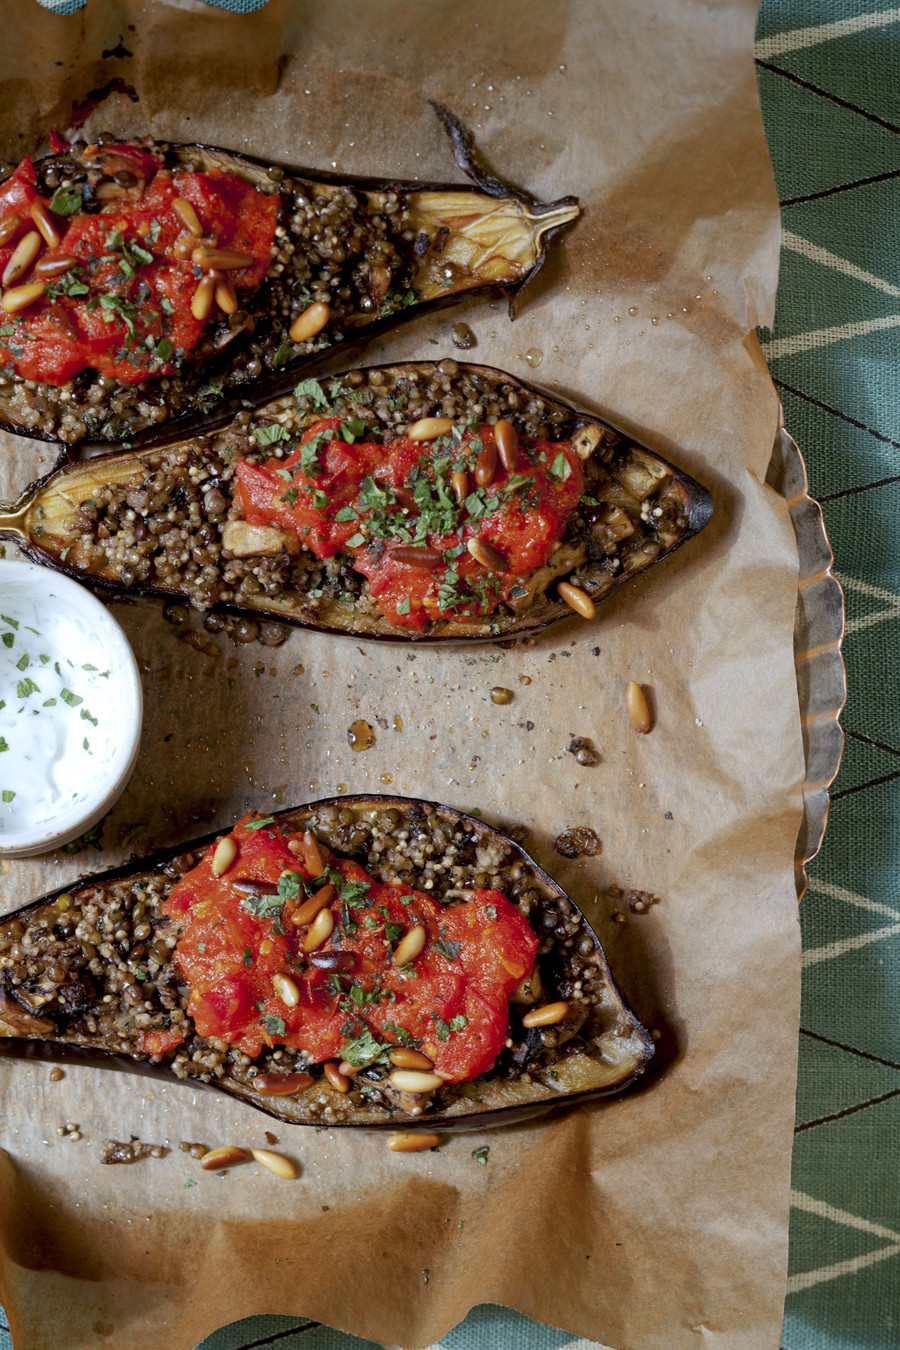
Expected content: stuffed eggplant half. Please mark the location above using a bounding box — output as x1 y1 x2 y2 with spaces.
0 797 653 1130
0 361 712 641
0 106 578 445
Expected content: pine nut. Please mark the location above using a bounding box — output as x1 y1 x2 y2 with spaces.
408 416 453 441
625 680 652 733
393 486 419 514
389 1070 443 1093
172 196 203 237
191 273 215 322
522 1000 569 1028
323 1060 352 1093
191 245 253 270
467 537 506 571
389 1047 434 1071
30 201 61 248
48 305 77 340
2 281 45 314
388 545 444 569
251 1148 297 1179
289 300 330 343
33 253 76 280
474 438 498 487
494 419 519 472
253 1071 314 1096
211 835 237 876
290 882 335 927
199 1145 249 1170
338 1060 360 1077
271 973 300 1008
387 1132 441 1152
0 214 21 247
300 830 327 877
557 581 596 620
393 923 426 967
215 272 238 315
2 231 41 286
302 905 334 951
173 232 198 261
451 469 468 503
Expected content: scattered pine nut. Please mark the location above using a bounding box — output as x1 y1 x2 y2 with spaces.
199 1145 250 1170
408 416 453 441
323 1060 352 1093
2 280 46 314
387 1132 442 1152
625 681 652 733
392 923 426 967
0 214 21 248
451 469 469 503
389 1047 434 1071
210 835 237 876
522 1001 569 1028
191 245 253 270
214 273 238 315
191 274 215 322
290 881 335 926
2 231 41 287
467 537 506 572
289 300 330 343
254 1072 314 1096
557 581 595 620
494 418 519 472
251 1148 298 1179
34 253 76 280
271 972 300 1008
474 438 498 487
300 829 327 877
172 196 203 237
490 687 513 705
388 1069 444 1093
302 905 334 952
30 201 61 248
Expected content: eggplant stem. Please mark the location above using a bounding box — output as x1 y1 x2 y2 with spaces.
0 483 38 542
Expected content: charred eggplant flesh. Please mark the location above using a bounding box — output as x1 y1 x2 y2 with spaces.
0 796 652 1129
0 109 578 444
0 361 712 641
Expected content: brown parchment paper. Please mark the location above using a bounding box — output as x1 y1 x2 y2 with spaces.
0 2 801 1348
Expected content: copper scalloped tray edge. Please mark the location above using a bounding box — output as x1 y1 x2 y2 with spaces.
765 425 846 899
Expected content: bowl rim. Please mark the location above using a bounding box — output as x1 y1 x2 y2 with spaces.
0 560 143 856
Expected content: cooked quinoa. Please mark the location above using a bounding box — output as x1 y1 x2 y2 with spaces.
0 799 648 1126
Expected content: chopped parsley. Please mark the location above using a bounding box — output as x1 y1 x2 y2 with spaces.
471 1146 490 1166
263 1014 286 1037
432 940 461 962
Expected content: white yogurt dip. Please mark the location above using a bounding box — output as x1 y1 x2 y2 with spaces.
0 563 142 854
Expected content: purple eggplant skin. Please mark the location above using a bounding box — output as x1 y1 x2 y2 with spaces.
0 361 713 645
0 795 654 1132
0 102 579 448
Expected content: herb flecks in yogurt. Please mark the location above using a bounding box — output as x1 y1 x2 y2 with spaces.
0 599 116 832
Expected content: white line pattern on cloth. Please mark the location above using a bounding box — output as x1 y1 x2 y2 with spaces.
834 572 900 637
781 231 900 298
755 9 900 59
788 1192 900 1293
761 314 900 360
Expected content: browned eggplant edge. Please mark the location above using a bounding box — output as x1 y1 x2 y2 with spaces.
0 794 654 1131
2 361 714 645
0 102 579 448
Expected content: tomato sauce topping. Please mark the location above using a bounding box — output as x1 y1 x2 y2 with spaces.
0 145 277 385
234 416 584 629
162 814 539 1083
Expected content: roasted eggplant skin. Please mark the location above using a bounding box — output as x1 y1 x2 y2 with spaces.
0 361 713 644
0 796 653 1132
0 104 579 447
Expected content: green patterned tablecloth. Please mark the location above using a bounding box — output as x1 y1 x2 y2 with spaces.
3 2 898 1348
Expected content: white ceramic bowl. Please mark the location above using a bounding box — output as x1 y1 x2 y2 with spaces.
0 562 143 857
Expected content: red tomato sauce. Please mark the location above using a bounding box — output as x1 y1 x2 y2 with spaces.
162 814 539 1083
234 416 584 630
0 145 277 386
